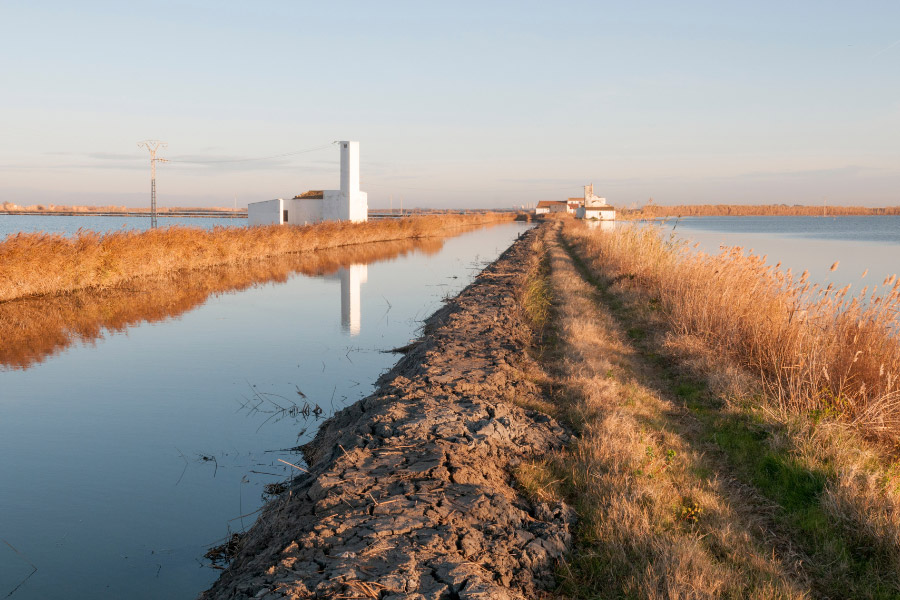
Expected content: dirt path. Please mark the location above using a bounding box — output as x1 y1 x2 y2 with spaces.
201 225 574 600
531 223 811 598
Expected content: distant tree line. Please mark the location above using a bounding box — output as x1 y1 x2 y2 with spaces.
622 204 900 219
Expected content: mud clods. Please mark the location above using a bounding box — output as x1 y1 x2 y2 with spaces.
201 226 573 600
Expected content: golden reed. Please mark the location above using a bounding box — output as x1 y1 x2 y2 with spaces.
0 236 446 370
0 213 516 302
564 221 900 445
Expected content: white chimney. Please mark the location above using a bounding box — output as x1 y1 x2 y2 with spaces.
339 141 359 196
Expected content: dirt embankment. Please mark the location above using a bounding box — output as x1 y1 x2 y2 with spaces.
201 225 573 600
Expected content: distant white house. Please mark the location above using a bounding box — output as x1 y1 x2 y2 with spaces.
248 141 368 226
576 184 615 221
535 200 567 215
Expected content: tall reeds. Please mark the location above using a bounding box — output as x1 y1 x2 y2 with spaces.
0 237 445 370
0 213 515 302
564 221 900 444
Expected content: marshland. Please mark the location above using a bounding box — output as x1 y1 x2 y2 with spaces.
0 218 529 599
3 212 900 599
0 212 515 301
516 215 900 599
7 2 900 597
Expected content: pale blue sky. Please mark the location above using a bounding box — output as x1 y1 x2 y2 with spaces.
1 1 898 209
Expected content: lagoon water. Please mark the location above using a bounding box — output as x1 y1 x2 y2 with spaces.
0 214 245 239
655 216 900 292
0 222 530 599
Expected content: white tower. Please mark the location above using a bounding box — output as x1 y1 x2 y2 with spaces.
337 141 367 222
340 141 359 197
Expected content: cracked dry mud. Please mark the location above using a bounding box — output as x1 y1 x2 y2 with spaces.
201 226 574 600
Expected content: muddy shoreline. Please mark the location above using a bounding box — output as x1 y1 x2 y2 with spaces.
201 225 573 599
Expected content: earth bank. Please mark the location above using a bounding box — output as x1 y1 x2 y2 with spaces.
201 224 573 600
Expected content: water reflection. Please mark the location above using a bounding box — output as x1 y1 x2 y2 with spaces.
337 265 367 335
0 237 442 370
585 220 616 231
0 222 532 600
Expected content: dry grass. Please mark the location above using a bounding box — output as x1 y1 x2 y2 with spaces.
520 223 807 598
0 237 443 370
0 213 515 302
555 220 900 597
563 221 900 443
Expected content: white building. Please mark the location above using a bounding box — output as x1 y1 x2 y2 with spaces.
535 200 567 215
576 183 616 221
248 141 368 226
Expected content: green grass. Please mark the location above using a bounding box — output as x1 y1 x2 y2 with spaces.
523 251 553 332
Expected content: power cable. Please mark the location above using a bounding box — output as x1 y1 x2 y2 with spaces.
166 142 334 165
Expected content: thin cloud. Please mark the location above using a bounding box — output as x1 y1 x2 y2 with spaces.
731 165 888 181
871 39 900 59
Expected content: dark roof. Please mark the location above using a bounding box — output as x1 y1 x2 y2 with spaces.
293 190 324 199
536 200 567 208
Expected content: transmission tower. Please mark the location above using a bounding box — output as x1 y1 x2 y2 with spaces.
137 140 168 228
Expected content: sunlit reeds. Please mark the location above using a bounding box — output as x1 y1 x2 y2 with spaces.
0 213 515 302
0 236 446 370
564 222 900 444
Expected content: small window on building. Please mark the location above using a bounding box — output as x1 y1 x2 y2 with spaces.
283 209 288 223
343 143 347 148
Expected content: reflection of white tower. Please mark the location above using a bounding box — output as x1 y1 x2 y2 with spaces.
585 220 616 232
339 264 368 336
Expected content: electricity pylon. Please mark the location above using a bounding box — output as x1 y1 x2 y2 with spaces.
137 140 168 228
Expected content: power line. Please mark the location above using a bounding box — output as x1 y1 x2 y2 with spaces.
374 184 584 194
137 140 167 228
166 142 334 165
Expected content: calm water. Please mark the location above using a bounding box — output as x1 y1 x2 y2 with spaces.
0 222 530 599
0 214 245 239
655 216 900 291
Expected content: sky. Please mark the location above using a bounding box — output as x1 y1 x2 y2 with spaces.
1 1 898 209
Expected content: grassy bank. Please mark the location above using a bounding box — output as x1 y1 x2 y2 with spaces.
0 213 515 302
564 221 900 442
516 221 900 598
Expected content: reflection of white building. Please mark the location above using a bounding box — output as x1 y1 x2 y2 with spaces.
248 141 368 226
323 263 368 335
576 183 616 221
338 264 368 336
586 220 616 231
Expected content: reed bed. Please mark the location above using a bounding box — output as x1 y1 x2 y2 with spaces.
522 225 808 598
0 237 445 370
0 213 514 302
550 221 900 596
564 221 900 444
